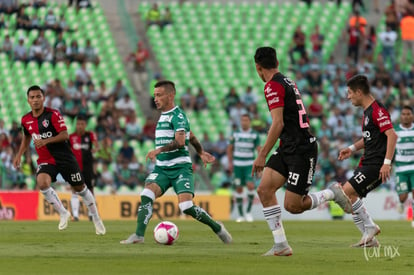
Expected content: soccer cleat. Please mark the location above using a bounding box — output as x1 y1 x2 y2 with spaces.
93 218 106 235
351 237 379 248
120 233 144 244
72 217 79 222
236 216 246 223
262 242 293 256
216 221 232 244
58 211 71 231
359 224 381 246
328 183 353 214
411 221 414 228
245 213 254 222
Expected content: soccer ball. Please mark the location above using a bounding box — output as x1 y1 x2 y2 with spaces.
153 221 179 245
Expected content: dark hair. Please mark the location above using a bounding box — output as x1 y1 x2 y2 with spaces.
154 80 176 94
241 113 251 120
346 74 370 95
27 85 44 96
76 114 88 122
402 105 413 113
254 47 279 69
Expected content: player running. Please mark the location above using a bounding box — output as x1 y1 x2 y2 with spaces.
227 113 261 222
333 75 397 247
120 80 232 244
252 47 352 256
13 85 105 235
69 114 99 221
394 106 414 227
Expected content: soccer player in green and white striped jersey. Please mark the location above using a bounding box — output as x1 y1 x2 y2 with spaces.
394 106 414 227
120 80 232 244
227 114 261 222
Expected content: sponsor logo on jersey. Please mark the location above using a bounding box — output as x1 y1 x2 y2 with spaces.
364 116 369 126
42 119 49 128
268 97 279 105
265 91 278 98
379 120 391 128
32 131 53 140
362 130 371 140
73 143 89 150
25 121 34 124
159 115 173 123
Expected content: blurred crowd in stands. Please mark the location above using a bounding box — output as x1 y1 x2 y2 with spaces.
1 0 414 194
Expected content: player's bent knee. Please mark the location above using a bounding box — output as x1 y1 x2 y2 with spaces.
256 186 268 199
284 201 305 214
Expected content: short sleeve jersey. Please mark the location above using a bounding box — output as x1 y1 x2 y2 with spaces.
155 106 191 168
229 128 260 167
264 72 315 153
21 107 73 165
360 101 394 166
69 131 97 171
394 123 414 174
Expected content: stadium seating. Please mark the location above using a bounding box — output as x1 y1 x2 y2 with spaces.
139 1 352 140
0 2 140 131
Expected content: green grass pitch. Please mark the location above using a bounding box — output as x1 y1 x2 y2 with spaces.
0 220 413 275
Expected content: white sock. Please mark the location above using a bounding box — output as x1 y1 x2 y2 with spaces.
71 194 80 218
77 186 99 220
352 198 375 228
41 187 67 215
309 189 334 209
352 215 364 234
263 205 287 243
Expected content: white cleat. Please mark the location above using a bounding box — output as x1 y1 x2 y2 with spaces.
411 221 414 228
262 242 293 256
120 233 144 244
216 221 232 244
93 218 106 235
351 237 379 248
245 213 254 222
359 224 381 246
328 183 353 214
58 211 71 231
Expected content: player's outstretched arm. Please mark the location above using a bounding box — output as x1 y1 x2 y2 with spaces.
338 138 364 161
13 134 31 169
189 130 215 167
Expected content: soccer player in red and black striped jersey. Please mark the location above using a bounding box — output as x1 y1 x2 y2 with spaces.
337 75 397 247
13 85 105 235
253 47 352 256
69 114 99 221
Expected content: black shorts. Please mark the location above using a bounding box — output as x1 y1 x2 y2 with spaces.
36 162 84 186
265 142 318 196
348 165 382 197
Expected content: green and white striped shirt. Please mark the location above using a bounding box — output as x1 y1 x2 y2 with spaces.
155 106 191 168
229 128 260 167
394 123 414 174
